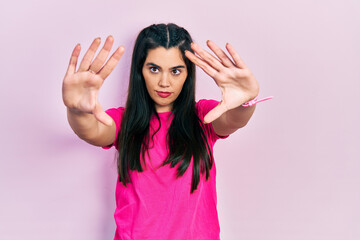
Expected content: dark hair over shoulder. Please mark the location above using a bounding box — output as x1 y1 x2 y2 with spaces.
117 23 213 194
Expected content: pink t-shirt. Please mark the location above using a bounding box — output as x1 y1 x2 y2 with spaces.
103 99 228 240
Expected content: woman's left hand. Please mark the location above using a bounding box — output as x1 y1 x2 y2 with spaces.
185 41 259 123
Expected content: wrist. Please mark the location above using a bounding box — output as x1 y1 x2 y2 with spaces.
67 107 92 117
241 95 274 107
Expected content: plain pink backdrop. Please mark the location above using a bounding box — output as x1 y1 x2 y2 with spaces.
1 0 359 239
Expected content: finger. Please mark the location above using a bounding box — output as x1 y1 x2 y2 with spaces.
93 103 113 126
89 35 114 73
203 102 228 124
185 50 217 78
78 37 102 72
206 40 234 67
191 42 223 71
225 43 247 69
98 46 125 80
66 43 81 75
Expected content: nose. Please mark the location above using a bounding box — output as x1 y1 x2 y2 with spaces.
158 73 170 88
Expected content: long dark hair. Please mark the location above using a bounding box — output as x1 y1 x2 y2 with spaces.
117 23 214 194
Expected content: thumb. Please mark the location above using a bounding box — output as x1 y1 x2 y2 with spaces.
93 102 113 126
203 101 228 124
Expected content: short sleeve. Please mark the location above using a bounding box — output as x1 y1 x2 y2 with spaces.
101 107 125 150
196 99 229 143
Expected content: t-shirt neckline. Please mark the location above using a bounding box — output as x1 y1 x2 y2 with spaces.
152 111 172 119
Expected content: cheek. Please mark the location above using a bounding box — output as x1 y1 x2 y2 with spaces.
175 77 187 92
142 72 153 89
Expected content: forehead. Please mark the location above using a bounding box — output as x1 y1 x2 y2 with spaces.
145 47 185 67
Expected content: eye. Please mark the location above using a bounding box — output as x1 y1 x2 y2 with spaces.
172 69 181 75
150 67 159 73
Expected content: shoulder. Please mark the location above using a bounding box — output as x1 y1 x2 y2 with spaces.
105 107 125 123
104 106 125 134
195 99 220 120
101 107 125 150
195 99 229 141
195 99 228 142
105 106 125 115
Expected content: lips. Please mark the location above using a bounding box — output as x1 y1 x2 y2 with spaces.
156 91 172 98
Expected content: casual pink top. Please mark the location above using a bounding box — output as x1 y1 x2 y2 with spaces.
103 99 228 240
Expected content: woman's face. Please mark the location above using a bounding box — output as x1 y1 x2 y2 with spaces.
142 47 188 113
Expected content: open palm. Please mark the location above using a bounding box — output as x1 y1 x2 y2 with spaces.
185 41 259 124
62 36 124 126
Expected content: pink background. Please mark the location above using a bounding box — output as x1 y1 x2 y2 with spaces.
1 0 359 239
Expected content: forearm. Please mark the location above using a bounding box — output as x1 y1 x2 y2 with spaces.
223 104 256 129
212 104 256 136
67 108 102 144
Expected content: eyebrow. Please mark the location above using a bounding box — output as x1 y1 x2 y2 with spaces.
145 62 186 70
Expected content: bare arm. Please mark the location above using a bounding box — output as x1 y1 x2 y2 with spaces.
211 104 256 136
66 108 116 147
62 36 124 146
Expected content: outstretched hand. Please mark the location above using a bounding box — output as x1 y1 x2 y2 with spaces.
62 36 125 126
185 41 259 124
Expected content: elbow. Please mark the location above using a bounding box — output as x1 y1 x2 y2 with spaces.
228 118 250 129
238 122 248 129
233 120 248 130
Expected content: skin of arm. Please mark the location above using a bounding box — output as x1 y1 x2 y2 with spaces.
62 36 124 147
212 104 256 137
67 108 116 147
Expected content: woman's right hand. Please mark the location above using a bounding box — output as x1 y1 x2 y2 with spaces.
62 36 125 126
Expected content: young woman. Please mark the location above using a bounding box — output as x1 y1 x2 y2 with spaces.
62 23 271 240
